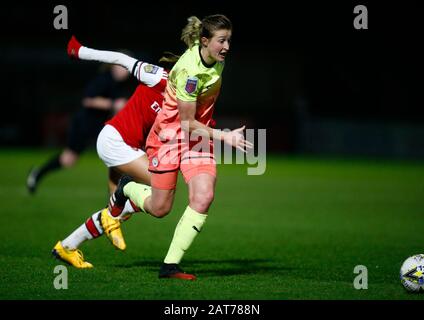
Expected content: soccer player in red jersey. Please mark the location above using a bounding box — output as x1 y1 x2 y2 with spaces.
52 36 174 267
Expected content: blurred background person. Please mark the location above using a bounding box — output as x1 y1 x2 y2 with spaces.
26 58 133 194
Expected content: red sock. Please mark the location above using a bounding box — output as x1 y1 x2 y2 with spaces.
67 35 82 59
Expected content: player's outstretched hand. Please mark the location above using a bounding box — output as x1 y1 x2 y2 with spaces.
223 125 254 153
67 35 82 59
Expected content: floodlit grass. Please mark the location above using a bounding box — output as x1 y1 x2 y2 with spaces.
1 149 423 299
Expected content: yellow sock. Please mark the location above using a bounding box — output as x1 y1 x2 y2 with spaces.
123 182 151 212
164 206 207 264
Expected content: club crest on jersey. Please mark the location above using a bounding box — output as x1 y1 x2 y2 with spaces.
143 64 159 74
185 77 198 94
152 157 159 167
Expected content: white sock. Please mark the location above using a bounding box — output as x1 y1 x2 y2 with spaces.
78 46 137 72
62 210 103 250
120 199 141 220
109 199 141 221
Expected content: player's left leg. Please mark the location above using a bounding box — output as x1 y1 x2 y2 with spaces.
96 125 149 245
114 155 151 185
108 167 121 194
109 154 151 218
106 162 151 200
159 159 217 280
103 155 152 243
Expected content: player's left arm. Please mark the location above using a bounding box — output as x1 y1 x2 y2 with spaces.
178 99 253 153
68 35 167 87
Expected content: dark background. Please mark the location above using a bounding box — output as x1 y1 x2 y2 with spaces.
1 1 423 157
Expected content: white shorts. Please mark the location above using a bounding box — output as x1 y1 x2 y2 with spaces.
96 125 146 167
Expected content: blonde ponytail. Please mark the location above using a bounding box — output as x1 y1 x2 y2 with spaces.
158 51 180 70
180 16 202 49
159 51 180 64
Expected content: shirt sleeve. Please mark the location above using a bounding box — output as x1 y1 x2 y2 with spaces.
133 62 167 87
175 69 202 102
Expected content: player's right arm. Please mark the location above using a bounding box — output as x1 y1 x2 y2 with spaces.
174 64 252 153
67 35 167 88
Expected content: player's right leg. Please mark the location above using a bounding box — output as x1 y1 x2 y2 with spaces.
52 209 105 268
52 241 93 269
100 170 146 249
51 200 139 268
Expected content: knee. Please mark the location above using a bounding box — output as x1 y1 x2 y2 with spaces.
190 190 214 213
151 203 172 218
60 151 78 168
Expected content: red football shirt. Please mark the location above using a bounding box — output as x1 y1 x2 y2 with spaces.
106 62 168 149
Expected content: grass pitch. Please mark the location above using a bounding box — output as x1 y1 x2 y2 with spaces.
0 149 423 300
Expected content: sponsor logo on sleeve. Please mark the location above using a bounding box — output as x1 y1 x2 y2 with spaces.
144 64 159 74
185 76 198 94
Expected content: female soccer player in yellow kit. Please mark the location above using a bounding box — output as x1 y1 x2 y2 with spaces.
111 14 253 280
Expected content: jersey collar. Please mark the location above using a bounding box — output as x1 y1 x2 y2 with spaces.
198 45 216 68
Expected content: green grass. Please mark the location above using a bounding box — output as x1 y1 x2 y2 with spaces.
1 149 423 299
